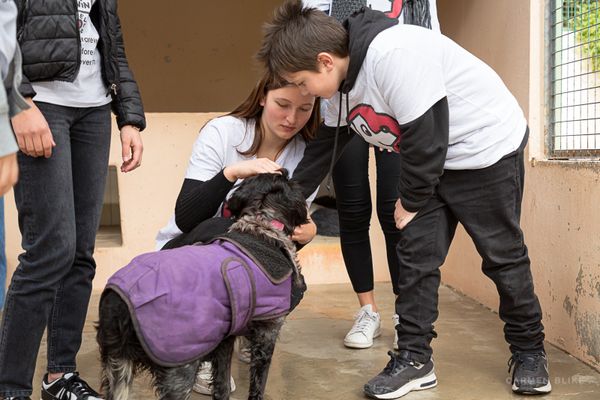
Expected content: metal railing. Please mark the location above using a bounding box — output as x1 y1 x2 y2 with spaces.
549 0 600 157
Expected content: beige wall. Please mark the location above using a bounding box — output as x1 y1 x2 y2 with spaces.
438 0 600 370
117 0 284 112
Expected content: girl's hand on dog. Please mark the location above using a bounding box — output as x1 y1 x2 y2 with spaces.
223 158 282 182
291 216 317 245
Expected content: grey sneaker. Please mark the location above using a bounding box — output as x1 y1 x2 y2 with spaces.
508 351 552 394
364 350 437 399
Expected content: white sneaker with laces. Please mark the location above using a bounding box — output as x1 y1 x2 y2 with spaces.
343 304 381 349
392 313 400 350
193 361 236 395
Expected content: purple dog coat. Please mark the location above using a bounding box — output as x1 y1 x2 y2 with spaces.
105 237 297 366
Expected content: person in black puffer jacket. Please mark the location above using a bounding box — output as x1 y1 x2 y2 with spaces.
0 1 145 399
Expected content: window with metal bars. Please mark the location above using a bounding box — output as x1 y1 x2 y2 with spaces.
549 0 600 158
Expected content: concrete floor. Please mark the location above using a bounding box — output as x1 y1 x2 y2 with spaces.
29 282 600 399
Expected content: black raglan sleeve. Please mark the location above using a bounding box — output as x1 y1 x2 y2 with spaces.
174 170 235 233
397 97 449 212
292 122 354 198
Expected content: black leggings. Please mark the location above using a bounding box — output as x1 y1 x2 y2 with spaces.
332 135 402 295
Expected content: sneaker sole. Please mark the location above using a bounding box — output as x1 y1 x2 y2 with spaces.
365 371 437 399
512 381 552 394
344 329 382 349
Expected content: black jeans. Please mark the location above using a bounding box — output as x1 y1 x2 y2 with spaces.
332 135 402 295
0 102 111 397
395 132 545 363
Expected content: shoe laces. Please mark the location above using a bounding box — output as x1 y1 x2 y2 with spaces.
382 351 412 375
508 352 543 374
58 373 101 399
349 309 378 334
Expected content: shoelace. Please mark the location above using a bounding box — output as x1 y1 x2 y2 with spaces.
508 352 542 374
349 310 377 334
382 351 412 375
58 374 101 400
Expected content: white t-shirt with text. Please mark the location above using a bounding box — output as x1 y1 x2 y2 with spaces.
32 0 111 107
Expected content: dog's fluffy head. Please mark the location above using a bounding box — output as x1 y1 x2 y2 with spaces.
226 170 308 235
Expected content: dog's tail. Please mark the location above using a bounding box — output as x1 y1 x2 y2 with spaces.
96 290 137 400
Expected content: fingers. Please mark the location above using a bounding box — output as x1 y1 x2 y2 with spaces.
11 102 54 158
253 158 282 174
230 158 283 180
394 199 417 230
120 127 143 173
41 131 56 158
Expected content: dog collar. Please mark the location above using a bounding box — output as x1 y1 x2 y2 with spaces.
270 219 285 231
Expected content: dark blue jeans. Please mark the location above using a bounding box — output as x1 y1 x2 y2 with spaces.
0 102 111 397
332 135 403 295
394 131 545 363
0 197 5 310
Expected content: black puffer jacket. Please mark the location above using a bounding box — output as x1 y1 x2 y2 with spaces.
15 0 145 130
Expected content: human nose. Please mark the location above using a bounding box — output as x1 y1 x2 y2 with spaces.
286 110 297 125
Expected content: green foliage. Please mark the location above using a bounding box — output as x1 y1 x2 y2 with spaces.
564 1 600 71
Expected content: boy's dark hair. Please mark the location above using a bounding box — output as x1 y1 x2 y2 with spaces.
256 0 349 75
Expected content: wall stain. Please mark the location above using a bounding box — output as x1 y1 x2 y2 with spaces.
575 266 585 300
574 312 600 364
563 296 574 317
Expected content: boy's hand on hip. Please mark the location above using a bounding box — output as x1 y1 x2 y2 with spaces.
11 98 56 158
394 199 417 230
120 125 143 172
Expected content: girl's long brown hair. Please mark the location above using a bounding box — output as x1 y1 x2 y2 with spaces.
229 71 321 157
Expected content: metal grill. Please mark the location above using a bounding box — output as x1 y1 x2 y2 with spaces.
550 0 600 157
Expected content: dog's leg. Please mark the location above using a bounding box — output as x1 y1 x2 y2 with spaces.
208 335 236 400
101 357 134 400
97 290 138 400
247 318 285 400
153 360 201 400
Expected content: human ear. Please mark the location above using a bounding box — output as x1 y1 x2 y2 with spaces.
316 52 335 71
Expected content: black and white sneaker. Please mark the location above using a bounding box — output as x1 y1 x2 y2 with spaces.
3 397 32 400
364 350 437 399
41 372 103 400
508 351 552 394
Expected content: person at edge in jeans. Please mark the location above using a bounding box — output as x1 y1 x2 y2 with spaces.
0 1 146 399
0 0 29 319
257 1 550 398
155 71 319 396
302 0 440 351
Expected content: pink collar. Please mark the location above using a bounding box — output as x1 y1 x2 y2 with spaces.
270 219 285 231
